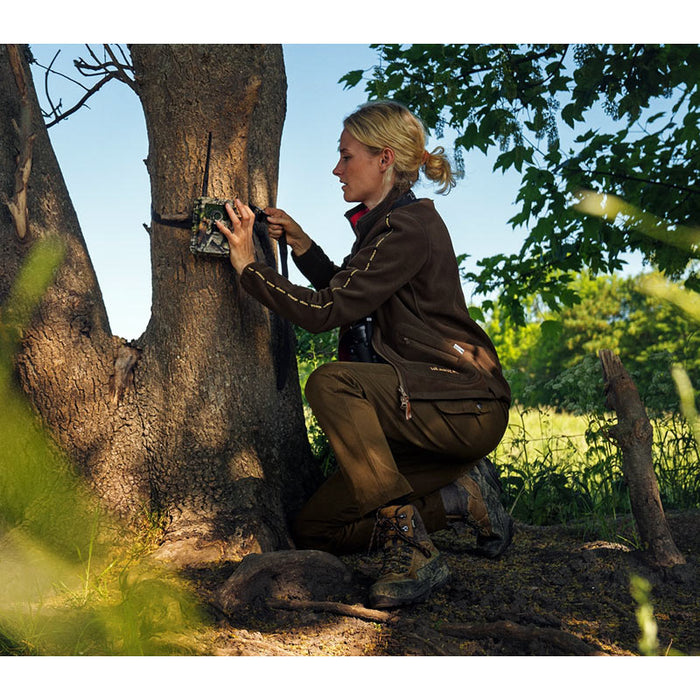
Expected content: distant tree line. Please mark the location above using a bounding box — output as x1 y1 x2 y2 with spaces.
481 270 700 414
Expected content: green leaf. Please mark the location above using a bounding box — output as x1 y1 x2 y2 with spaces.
468 305 486 323
339 69 365 89
539 319 563 341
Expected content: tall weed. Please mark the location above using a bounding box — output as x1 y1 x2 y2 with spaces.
492 403 699 538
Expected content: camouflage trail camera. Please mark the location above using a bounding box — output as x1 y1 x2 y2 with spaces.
189 133 238 257
190 196 239 257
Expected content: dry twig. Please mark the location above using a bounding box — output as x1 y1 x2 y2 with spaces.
266 598 396 623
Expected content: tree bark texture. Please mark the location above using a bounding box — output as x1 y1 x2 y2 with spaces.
599 349 686 567
1 44 321 566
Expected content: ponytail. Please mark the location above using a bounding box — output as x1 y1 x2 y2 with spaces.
422 146 455 194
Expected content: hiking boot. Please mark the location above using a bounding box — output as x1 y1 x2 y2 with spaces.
441 458 514 558
368 503 450 609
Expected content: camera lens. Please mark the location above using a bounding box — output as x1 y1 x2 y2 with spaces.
212 210 223 221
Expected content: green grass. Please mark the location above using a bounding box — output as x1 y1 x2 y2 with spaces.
492 404 700 535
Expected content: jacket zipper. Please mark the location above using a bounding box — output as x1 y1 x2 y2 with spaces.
399 385 412 421
371 338 413 421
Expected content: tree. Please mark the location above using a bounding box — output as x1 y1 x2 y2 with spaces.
342 44 700 323
1 44 321 566
484 270 700 412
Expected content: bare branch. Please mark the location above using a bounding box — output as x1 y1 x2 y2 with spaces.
43 50 62 123
104 44 136 89
44 73 115 128
39 44 136 128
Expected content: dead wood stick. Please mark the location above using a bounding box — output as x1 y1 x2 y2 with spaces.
599 349 686 567
440 620 604 655
266 598 396 623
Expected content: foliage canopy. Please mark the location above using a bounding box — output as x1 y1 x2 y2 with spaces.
342 44 700 323
485 270 700 413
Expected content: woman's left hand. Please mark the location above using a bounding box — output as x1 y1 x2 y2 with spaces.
215 199 256 275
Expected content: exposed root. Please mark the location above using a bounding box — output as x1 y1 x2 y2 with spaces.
266 598 396 624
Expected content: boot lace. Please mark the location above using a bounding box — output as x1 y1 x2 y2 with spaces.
369 509 432 570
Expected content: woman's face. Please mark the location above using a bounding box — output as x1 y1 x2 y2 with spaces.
332 129 393 209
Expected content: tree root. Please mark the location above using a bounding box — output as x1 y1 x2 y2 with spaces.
266 598 397 623
266 600 603 655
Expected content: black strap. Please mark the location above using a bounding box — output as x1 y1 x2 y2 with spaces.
151 210 191 229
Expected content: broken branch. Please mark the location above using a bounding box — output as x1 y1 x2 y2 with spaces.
2 44 35 241
110 343 141 404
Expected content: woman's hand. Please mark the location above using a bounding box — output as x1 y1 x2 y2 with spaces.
264 207 312 256
215 199 256 275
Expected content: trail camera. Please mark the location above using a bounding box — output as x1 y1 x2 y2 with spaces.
189 132 238 257
190 196 239 257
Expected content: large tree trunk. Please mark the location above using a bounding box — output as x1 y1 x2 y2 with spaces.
1 44 321 567
599 349 686 568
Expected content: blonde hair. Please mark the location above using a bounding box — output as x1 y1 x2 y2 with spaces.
343 100 455 194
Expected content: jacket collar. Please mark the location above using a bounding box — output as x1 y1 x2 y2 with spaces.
344 186 417 241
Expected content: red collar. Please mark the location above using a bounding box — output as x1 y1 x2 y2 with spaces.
348 206 369 228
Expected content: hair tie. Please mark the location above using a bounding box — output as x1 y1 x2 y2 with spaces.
421 150 430 165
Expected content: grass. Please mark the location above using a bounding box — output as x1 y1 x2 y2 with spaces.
491 404 700 537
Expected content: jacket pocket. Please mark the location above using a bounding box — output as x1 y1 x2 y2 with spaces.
434 398 487 415
396 322 464 367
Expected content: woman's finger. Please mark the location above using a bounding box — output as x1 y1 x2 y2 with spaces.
235 199 257 228
225 202 241 228
215 218 233 240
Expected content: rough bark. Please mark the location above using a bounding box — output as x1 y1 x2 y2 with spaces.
1 44 321 567
599 349 686 567
1 44 141 511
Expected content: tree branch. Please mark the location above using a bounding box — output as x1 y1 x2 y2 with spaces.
569 166 700 197
2 44 35 240
37 44 136 128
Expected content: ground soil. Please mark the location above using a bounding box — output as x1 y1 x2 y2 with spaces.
185 510 699 656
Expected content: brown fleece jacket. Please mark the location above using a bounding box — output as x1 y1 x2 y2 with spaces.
240 188 511 413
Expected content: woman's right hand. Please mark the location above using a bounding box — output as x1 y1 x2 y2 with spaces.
264 207 313 256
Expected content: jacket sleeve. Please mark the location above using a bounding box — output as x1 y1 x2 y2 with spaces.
240 208 430 333
292 240 340 290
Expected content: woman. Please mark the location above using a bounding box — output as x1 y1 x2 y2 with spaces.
216 101 513 609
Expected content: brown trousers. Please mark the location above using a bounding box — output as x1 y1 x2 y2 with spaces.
293 362 509 553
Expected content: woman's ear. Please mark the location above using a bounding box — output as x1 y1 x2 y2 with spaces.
379 147 395 171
